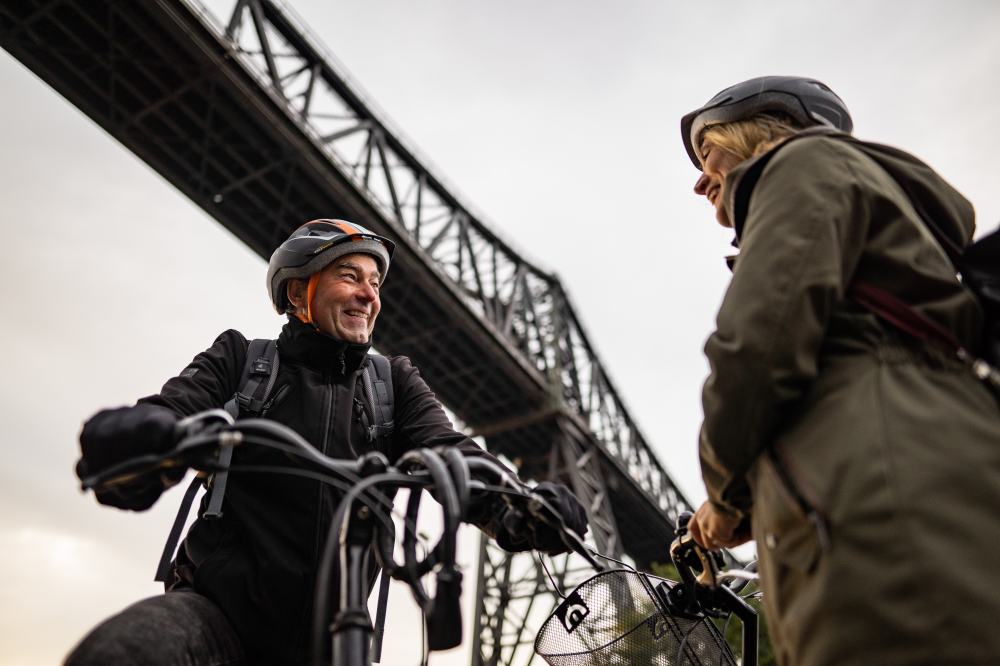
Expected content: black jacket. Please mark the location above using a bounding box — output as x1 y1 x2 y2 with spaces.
132 318 501 663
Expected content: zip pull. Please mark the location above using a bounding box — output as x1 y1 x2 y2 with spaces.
260 384 290 417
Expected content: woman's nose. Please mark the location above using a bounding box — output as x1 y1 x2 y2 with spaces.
694 172 711 196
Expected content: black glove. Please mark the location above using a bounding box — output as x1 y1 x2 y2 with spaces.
76 403 183 511
495 482 588 555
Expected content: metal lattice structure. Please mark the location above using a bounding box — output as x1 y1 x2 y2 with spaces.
1 1 694 663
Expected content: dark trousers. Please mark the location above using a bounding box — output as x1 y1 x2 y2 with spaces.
65 590 245 665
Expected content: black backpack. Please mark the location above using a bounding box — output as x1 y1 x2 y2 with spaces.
154 339 395 583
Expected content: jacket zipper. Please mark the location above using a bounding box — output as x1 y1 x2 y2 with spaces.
304 353 351 656
298 378 335 659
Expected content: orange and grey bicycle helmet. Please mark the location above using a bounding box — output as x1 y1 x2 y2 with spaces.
266 219 395 315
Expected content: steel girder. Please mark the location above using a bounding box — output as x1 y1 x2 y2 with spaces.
210 0 691 539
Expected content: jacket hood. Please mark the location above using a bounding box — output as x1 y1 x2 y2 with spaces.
844 135 975 256
726 128 976 254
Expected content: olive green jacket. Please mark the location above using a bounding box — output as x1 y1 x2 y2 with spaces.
699 129 1000 664
700 129 984 516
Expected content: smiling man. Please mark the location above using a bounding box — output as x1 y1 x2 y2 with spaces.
68 219 588 665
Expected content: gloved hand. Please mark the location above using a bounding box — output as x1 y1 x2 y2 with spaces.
76 403 183 511
495 481 588 555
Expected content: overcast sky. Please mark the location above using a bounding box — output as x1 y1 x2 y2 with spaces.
3 1 1000 664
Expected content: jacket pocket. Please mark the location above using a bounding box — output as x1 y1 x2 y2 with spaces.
753 451 823 574
186 517 241 585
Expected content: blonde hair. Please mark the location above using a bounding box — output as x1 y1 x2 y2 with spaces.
700 113 803 163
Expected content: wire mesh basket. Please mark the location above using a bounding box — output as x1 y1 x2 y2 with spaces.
534 569 737 666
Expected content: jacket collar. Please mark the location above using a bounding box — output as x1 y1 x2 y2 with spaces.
277 316 370 377
723 126 849 244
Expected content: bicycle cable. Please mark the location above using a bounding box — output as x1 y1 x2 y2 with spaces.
534 550 568 600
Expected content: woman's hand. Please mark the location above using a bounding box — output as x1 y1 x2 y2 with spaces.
688 500 750 550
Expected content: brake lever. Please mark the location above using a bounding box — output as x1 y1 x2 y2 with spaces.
79 451 182 491
658 510 728 618
176 408 233 437
670 530 721 589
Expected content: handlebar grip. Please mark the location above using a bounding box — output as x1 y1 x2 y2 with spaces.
426 568 463 651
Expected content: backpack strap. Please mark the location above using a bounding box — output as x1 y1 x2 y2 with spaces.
223 338 280 420
360 354 395 452
360 354 395 659
206 338 278 519
154 474 203 583
850 281 1000 392
154 338 279 583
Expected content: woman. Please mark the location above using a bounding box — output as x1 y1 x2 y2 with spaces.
682 76 1000 664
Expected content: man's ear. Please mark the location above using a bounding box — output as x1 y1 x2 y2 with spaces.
286 278 306 310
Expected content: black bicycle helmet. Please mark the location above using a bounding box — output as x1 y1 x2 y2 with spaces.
267 219 395 314
681 75 853 169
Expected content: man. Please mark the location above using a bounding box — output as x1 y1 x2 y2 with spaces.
69 219 588 665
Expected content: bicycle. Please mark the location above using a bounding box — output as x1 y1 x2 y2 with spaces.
79 408 758 665
78 408 600 666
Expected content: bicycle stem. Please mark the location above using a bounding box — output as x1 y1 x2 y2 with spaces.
330 540 374 666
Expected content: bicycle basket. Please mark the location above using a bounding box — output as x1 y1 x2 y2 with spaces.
534 569 736 666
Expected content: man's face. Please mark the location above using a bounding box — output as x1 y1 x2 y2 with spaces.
291 253 382 343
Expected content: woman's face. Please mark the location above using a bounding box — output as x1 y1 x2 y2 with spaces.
693 138 744 228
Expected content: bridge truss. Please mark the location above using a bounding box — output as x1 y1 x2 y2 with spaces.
1 1 693 662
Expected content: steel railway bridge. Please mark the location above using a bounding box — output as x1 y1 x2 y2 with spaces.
1 1 693 662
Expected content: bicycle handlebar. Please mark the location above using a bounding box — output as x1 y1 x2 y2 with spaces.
83 411 761 666
80 409 599 664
